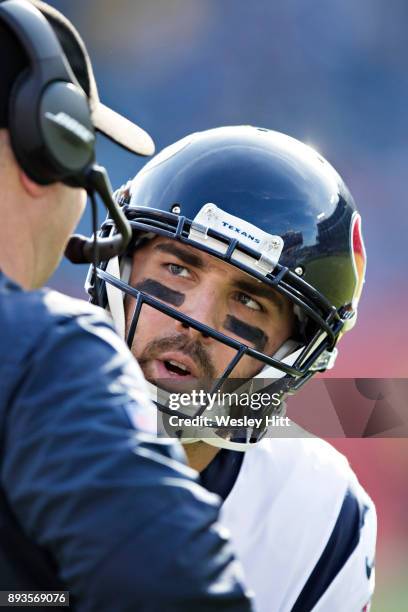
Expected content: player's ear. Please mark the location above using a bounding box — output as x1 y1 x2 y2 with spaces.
18 167 47 198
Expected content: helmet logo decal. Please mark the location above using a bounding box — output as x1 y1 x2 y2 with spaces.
44 111 95 144
220 221 261 244
351 213 367 307
189 203 284 276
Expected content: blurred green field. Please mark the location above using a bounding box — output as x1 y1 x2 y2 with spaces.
371 555 408 612
372 582 408 612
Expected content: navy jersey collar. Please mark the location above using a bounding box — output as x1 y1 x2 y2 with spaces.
200 448 244 501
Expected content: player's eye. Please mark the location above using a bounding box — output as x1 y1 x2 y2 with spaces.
166 263 191 278
234 292 262 312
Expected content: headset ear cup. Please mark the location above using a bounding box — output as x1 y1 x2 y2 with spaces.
9 66 64 185
39 81 95 184
7 66 42 181
10 74 95 186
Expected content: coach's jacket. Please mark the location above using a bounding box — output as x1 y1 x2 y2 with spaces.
0 271 252 612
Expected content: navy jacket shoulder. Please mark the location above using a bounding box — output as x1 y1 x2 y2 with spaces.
0 273 251 611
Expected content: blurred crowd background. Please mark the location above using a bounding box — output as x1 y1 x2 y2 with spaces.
48 1 408 609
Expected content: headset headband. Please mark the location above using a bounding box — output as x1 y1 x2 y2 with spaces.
0 0 132 264
0 0 77 84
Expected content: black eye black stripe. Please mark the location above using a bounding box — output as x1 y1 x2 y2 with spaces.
224 315 268 351
134 279 185 307
133 282 268 350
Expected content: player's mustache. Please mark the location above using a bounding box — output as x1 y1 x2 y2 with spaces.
138 334 217 380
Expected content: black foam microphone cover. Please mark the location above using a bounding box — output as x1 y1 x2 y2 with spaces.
65 164 132 264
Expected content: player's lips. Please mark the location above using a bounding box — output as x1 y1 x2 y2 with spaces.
151 351 200 380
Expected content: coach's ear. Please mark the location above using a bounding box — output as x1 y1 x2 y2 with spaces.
18 168 48 198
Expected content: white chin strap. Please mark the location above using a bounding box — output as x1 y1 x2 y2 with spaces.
105 255 131 340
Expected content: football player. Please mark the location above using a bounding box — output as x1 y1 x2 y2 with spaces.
90 126 377 611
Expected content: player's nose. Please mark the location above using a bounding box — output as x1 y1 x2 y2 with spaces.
176 286 220 342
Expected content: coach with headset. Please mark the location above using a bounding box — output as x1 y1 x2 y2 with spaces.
0 1 252 610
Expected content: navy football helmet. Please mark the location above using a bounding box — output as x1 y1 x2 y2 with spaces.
87 126 366 450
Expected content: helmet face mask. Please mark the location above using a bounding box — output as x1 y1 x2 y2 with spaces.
87 126 366 450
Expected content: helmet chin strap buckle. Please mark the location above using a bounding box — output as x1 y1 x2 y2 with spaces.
310 348 338 371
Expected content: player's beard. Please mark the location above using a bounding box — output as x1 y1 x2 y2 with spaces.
136 333 217 393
